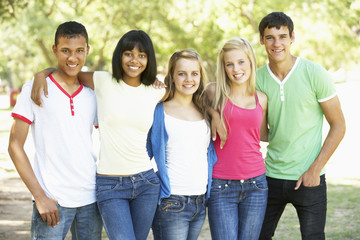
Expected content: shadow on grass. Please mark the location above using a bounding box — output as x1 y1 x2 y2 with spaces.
273 182 360 240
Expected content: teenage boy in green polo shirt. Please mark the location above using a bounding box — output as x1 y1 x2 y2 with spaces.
256 12 346 239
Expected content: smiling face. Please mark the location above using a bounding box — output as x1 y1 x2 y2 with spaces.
260 25 295 64
173 58 201 97
223 49 251 87
52 35 89 78
121 46 148 84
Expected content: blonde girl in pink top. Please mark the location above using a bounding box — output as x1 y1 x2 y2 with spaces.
206 38 268 240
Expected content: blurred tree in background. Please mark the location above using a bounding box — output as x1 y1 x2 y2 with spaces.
0 0 359 88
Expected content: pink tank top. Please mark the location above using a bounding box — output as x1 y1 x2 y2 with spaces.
213 95 265 180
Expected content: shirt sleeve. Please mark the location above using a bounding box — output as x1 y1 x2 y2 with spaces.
11 81 35 124
93 71 112 95
255 69 265 92
155 87 166 102
313 64 336 102
93 103 98 128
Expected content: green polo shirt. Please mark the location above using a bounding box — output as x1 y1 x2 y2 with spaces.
256 57 336 180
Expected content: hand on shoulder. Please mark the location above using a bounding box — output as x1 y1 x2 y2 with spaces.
205 82 216 102
152 78 166 89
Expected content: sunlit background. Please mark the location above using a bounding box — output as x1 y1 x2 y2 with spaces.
0 0 359 89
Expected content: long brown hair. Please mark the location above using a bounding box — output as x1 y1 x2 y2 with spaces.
164 49 211 124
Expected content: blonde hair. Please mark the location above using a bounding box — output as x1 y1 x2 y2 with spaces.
213 38 257 129
164 49 210 123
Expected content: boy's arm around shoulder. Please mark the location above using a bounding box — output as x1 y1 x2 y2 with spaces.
78 71 95 89
31 69 95 106
31 68 55 106
8 119 59 227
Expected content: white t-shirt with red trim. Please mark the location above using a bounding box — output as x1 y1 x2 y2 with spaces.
12 74 98 208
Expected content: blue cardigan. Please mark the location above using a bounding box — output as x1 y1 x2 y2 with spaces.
147 103 218 204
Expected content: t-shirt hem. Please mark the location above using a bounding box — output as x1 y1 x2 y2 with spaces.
96 166 153 176
266 170 326 181
318 92 337 103
11 113 32 124
57 199 97 208
212 170 266 180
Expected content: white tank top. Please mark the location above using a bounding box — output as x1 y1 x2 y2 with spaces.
164 112 210 196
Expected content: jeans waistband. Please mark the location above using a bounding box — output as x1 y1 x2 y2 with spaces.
96 168 154 181
166 194 205 204
266 174 326 183
213 173 266 185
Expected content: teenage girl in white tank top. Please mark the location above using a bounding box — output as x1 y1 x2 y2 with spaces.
149 49 216 240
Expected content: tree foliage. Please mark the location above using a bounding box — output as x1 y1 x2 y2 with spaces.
0 0 359 88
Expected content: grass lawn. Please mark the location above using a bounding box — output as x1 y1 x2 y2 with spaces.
273 182 360 240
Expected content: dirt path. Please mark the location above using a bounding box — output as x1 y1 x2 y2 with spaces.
0 173 210 239
0 174 32 240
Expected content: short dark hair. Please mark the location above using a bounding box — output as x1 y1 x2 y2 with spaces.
112 30 157 86
55 21 88 46
259 12 294 38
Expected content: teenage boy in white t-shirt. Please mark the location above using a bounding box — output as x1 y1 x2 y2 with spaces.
256 12 346 239
8 21 102 240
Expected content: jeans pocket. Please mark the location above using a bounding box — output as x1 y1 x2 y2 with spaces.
144 171 160 186
253 175 268 191
32 203 43 223
160 199 185 213
301 174 326 190
96 176 118 193
210 180 229 194
301 183 322 189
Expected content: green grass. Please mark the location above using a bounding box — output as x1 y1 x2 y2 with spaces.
198 182 360 240
273 183 360 240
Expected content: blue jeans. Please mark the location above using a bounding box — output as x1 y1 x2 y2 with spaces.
208 173 268 240
259 175 327 240
152 194 206 240
30 202 102 240
96 169 160 240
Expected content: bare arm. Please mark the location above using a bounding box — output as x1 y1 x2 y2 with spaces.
205 82 228 148
295 96 346 190
31 69 95 106
78 71 95 90
8 119 59 227
31 68 56 106
257 90 269 142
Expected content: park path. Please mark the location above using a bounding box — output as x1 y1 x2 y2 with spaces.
0 81 359 239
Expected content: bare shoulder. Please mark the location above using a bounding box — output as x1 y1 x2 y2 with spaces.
256 90 267 101
256 90 267 108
